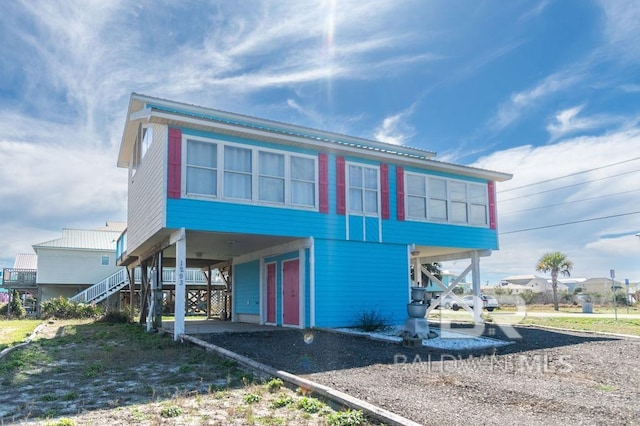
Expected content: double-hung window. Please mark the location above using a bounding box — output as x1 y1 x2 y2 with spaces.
186 140 218 196
259 151 285 203
348 164 379 215
290 156 315 207
224 146 252 200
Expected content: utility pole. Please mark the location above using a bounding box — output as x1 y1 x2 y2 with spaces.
610 269 617 321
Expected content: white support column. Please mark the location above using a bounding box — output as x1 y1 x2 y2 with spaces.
471 250 483 324
172 228 186 341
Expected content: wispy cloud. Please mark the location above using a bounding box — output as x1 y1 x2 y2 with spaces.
373 104 417 145
599 0 640 60
491 72 581 130
546 105 622 141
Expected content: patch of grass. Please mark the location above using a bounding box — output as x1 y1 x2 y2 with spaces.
270 393 295 408
159 404 183 418
520 317 640 336
296 396 325 413
45 418 75 426
0 319 41 350
84 361 105 378
266 377 284 392
62 391 79 401
244 393 262 404
596 384 616 391
327 409 366 426
39 393 58 402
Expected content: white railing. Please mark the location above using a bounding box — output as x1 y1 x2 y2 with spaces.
70 267 215 305
70 268 129 304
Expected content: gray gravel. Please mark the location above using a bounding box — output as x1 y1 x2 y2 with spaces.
200 324 640 425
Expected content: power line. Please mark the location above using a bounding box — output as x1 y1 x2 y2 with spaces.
500 211 640 235
500 188 640 215
499 155 640 193
500 169 639 202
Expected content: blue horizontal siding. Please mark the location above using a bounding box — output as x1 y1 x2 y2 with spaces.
313 239 409 328
234 260 260 315
167 198 345 240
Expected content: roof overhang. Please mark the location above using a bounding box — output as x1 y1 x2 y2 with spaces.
118 93 512 182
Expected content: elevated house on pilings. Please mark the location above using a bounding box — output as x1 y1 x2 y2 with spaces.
115 93 512 340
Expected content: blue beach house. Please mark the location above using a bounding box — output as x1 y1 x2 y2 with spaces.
116 93 512 340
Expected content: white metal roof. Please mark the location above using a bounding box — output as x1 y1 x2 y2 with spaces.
119 93 513 182
13 253 37 269
33 228 121 251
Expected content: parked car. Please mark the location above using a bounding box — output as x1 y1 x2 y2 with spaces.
432 294 463 309
451 294 500 312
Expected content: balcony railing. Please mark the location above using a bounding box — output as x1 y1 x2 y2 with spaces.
2 269 37 288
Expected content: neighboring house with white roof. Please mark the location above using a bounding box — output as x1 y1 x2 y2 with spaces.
32 221 126 303
499 274 569 294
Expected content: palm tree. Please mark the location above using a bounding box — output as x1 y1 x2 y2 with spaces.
536 251 573 311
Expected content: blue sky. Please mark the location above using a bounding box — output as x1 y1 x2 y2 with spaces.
1 0 639 284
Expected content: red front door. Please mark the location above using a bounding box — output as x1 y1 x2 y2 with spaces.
266 263 276 323
282 259 300 326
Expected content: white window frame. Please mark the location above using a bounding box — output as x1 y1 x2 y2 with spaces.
346 162 380 217
404 172 489 227
181 136 319 211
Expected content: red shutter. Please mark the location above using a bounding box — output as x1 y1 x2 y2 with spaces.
488 181 497 229
380 163 389 219
319 153 329 213
167 128 182 199
396 166 405 221
336 156 346 215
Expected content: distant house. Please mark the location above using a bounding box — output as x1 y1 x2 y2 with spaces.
1 253 38 313
32 222 126 305
580 277 624 295
500 274 569 294
115 93 512 339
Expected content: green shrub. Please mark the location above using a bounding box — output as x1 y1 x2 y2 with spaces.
296 396 324 413
0 302 7 317
40 297 102 319
243 393 262 404
270 393 295 408
327 410 366 426
159 405 183 418
267 378 284 392
9 290 26 318
354 309 388 332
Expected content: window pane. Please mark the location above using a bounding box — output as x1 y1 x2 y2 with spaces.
224 146 252 172
450 181 466 201
469 184 487 204
187 140 217 168
407 175 425 196
470 204 487 225
349 165 362 188
187 167 217 196
291 181 315 206
364 168 378 190
451 201 467 222
365 190 378 213
259 151 284 177
291 156 314 181
349 188 363 212
408 196 426 218
430 199 447 220
224 172 251 199
259 176 284 203
429 178 447 199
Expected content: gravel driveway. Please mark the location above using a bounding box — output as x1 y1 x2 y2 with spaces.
200 324 640 425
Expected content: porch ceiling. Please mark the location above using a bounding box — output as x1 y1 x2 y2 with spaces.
411 245 492 262
129 229 299 268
